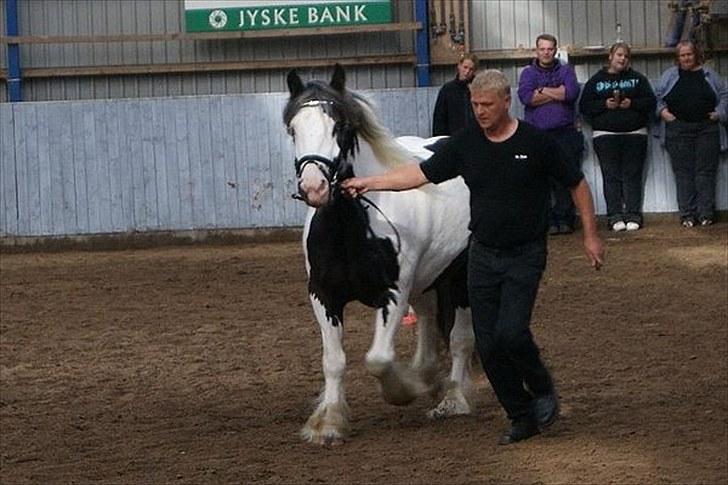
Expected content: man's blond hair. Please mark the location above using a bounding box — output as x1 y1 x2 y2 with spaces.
469 69 511 98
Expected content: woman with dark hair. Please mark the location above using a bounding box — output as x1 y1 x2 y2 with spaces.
580 42 656 231
657 40 727 227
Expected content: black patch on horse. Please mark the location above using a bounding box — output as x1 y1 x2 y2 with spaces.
306 195 400 327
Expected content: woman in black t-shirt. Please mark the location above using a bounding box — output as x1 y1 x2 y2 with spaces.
657 41 727 227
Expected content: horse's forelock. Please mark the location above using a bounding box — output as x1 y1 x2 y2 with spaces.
283 80 409 166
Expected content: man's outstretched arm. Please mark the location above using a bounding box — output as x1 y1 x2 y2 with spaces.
341 164 428 198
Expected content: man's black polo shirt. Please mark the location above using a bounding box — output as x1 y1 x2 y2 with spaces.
420 120 584 248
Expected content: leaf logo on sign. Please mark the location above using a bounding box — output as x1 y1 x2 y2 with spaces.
209 9 228 29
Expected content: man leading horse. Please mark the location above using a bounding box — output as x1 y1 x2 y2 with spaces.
342 69 604 445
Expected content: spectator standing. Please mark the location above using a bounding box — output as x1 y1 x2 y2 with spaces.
518 34 583 235
432 53 479 136
657 40 727 227
579 42 657 232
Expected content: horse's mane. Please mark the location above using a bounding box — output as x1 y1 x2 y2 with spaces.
284 81 413 169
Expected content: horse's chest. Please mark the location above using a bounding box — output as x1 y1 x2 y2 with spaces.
305 204 400 311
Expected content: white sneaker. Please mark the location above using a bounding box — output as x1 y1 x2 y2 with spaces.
625 222 640 231
611 221 627 232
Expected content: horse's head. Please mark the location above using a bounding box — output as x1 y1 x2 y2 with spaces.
283 64 361 208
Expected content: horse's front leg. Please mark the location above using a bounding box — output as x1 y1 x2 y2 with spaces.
301 297 349 446
365 292 434 405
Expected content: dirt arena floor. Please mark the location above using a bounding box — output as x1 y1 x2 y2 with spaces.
1 221 726 484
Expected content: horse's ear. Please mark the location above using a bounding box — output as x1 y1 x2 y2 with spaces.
287 70 304 98
330 63 346 93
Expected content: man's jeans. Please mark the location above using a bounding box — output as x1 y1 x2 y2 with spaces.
546 127 584 228
665 120 720 222
593 134 648 226
468 237 553 421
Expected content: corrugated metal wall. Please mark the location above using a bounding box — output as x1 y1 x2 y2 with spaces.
433 0 728 86
1 0 416 101
2 1 726 102
1 86 727 237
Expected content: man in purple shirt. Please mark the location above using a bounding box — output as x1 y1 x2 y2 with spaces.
518 34 584 235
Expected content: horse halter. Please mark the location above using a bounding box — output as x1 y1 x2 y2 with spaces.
291 99 350 202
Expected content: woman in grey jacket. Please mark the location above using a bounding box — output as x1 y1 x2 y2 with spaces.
656 41 727 227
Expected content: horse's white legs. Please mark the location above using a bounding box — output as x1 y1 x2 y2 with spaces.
410 296 438 369
410 296 441 392
365 293 436 405
428 307 476 419
301 297 349 445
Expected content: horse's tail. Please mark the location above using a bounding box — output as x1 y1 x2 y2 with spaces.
432 248 469 347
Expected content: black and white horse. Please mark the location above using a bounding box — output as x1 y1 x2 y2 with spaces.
284 64 475 445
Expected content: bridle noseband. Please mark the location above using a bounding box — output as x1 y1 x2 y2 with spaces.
294 153 343 187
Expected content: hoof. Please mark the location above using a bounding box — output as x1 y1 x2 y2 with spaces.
427 387 472 419
301 400 349 446
377 362 432 406
301 426 347 446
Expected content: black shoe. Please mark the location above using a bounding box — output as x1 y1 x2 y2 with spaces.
548 225 560 236
498 418 539 445
532 391 559 430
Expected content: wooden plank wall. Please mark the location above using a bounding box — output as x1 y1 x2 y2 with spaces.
0 87 726 237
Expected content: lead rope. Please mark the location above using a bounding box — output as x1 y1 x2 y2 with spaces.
357 194 402 255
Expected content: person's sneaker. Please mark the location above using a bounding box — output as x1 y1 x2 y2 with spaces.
681 219 695 228
611 221 627 232
625 221 640 231
498 418 539 445
532 391 560 430
700 218 713 226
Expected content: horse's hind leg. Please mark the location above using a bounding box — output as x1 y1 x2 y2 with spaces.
410 295 442 394
428 307 475 419
301 298 349 446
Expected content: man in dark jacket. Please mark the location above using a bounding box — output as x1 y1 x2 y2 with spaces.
432 53 479 136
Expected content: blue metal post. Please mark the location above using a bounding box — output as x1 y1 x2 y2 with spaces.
6 0 23 102
414 0 430 87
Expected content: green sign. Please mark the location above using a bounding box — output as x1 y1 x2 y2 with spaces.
184 0 392 33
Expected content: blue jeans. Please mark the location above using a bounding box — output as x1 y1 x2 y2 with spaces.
665 120 720 222
546 127 584 228
468 237 553 421
593 134 648 226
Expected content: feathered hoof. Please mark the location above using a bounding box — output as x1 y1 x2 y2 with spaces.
301 402 350 446
377 362 435 406
426 387 473 419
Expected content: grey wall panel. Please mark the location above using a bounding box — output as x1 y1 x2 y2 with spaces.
1 86 727 237
470 0 674 50
12 0 415 100
0 103 16 235
5 1 726 102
